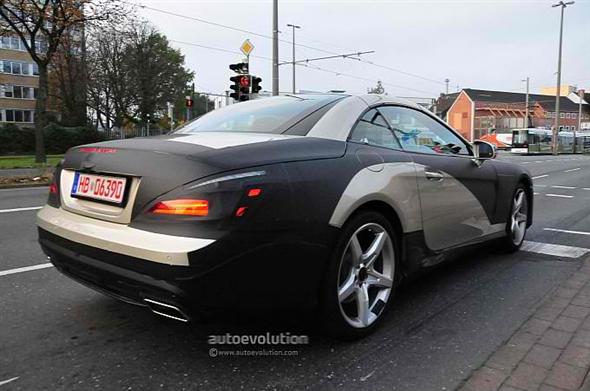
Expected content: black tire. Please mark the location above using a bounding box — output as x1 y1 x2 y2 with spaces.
501 184 529 253
318 210 400 339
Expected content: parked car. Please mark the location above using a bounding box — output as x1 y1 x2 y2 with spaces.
37 94 533 338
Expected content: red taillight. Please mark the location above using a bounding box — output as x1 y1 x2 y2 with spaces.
235 206 248 217
150 199 209 216
247 188 262 197
49 182 58 194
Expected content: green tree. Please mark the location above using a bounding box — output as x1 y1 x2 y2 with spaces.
126 23 194 128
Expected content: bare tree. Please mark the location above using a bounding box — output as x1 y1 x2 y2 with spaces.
0 0 128 163
86 20 193 134
86 23 136 133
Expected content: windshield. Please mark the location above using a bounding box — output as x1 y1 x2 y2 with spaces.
175 95 339 134
512 130 528 145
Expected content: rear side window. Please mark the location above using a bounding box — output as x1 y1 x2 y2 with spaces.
349 109 401 150
175 96 339 135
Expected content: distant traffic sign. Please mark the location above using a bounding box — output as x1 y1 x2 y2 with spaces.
240 39 254 56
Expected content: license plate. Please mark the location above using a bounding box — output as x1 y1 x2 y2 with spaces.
71 172 127 205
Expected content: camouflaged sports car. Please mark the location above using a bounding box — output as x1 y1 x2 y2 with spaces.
37 94 533 338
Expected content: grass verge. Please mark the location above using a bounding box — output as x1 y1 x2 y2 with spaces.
0 155 63 170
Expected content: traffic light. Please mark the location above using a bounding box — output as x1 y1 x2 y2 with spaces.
229 62 248 74
239 75 250 101
251 76 262 94
229 75 241 100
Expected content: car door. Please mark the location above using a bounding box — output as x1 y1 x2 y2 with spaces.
378 105 501 251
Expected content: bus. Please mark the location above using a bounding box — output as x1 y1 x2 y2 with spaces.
510 128 590 154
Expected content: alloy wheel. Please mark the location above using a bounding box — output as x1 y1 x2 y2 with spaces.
510 189 528 246
337 223 395 328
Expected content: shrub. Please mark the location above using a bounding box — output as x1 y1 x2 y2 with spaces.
0 123 105 155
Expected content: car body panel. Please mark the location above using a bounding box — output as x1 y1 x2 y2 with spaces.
409 153 504 250
329 160 422 233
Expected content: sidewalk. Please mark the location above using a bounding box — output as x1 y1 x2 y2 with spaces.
0 167 53 177
460 256 590 391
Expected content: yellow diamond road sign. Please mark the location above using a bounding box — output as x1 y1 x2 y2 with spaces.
240 39 254 56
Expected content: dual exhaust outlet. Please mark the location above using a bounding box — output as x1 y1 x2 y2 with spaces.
144 298 190 323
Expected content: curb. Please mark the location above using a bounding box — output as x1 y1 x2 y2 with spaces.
0 182 49 190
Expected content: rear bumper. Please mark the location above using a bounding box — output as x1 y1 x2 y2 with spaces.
37 205 214 265
37 206 335 315
39 228 196 316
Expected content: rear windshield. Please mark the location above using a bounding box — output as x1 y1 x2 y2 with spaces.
175 95 342 135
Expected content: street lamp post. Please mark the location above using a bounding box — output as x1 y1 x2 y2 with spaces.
522 77 530 128
272 0 279 96
551 0 574 155
287 23 301 94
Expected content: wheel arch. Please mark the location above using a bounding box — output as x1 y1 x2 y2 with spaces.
349 200 404 239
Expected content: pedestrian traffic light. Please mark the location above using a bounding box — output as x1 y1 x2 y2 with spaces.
229 62 249 74
251 76 262 94
230 75 241 100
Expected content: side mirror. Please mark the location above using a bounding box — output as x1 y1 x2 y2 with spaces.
473 140 496 159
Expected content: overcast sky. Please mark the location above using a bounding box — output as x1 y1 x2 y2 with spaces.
133 0 590 99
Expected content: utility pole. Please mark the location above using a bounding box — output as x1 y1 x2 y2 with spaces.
576 88 584 153
445 78 450 95
287 23 301 94
551 1 574 155
272 0 279 96
522 77 530 128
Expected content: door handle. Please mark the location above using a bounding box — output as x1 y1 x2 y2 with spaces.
424 169 444 181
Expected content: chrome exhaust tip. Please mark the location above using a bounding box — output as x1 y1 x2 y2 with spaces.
144 298 190 323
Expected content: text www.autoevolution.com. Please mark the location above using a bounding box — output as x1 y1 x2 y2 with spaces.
207 332 309 358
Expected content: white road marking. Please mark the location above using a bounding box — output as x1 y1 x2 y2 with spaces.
544 228 590 236
535 185 547 187
584 188 590 191
534 192 539 195
522 241 589 258
565 168 581 172
532 175 549 180
0 206 43 214
534 160 543 163
0 377 18 387
545 194 574 198
551 185 576 189
0 263 53 277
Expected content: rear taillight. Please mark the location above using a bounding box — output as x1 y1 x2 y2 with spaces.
49 182 58 194
150 199 209 216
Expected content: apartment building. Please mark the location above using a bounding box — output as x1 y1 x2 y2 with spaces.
0 35 45 125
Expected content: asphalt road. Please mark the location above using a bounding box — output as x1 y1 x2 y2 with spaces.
1 153 589 391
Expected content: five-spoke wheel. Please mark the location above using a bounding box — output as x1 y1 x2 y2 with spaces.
502 185 529 252
337 222 395 328
320 210 398 338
